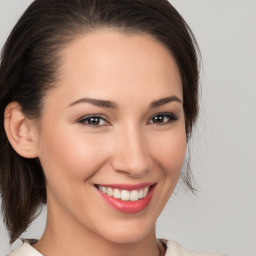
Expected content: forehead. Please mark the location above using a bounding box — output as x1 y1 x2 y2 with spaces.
50 30 182 105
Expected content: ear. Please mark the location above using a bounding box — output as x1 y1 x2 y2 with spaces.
4 102 39 158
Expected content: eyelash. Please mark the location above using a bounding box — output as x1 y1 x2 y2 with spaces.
77 115 110 127
147 113 178 125
77 113 178 127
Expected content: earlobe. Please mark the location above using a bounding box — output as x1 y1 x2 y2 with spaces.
4 102 38 158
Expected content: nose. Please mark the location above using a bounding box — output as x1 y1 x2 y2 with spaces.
111 126 150 177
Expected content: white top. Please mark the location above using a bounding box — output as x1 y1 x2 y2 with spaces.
8 239 225 256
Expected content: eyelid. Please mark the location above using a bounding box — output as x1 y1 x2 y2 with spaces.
147 112 178 125
77 114 111 126
76 112 178 127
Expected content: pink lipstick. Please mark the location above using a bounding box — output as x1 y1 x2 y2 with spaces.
95 183 156 214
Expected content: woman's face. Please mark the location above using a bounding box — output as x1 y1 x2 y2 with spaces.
35 30 186 243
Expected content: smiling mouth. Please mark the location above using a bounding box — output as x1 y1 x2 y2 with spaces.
94 183 156 213
95 184 154 202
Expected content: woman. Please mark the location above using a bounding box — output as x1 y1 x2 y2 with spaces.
0 0 223 255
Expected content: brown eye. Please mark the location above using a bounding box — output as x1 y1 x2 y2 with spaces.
148 113 177 125
78 115 109 126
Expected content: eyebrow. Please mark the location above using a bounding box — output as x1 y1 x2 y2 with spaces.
68 95 182 109
68 98 117 108
149 96 182 108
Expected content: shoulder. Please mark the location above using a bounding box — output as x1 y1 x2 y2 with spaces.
8 240 42 256
163 240 227 256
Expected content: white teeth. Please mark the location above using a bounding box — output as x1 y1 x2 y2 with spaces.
121 190 130 201
113 188 121 199
130 190 139 201
102 186 107 193
107 187 113 196
138 189 144 199
143 187 149 197
97 185 151 201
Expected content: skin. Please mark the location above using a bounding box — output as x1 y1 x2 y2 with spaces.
11 30 186 256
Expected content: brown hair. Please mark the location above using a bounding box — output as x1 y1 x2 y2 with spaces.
0 0 200 243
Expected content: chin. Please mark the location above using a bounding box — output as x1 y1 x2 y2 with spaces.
103 231 150 244
97 219 155 244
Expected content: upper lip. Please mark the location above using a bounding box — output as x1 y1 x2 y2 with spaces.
95 182 156 191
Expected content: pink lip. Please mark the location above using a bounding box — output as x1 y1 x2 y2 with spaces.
95 183 157 214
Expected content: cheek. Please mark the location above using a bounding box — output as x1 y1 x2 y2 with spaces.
149 126 186 176
37 124 110 184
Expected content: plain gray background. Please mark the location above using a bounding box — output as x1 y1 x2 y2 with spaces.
0 0 255 255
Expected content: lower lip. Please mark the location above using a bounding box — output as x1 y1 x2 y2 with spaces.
97 185 156 214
